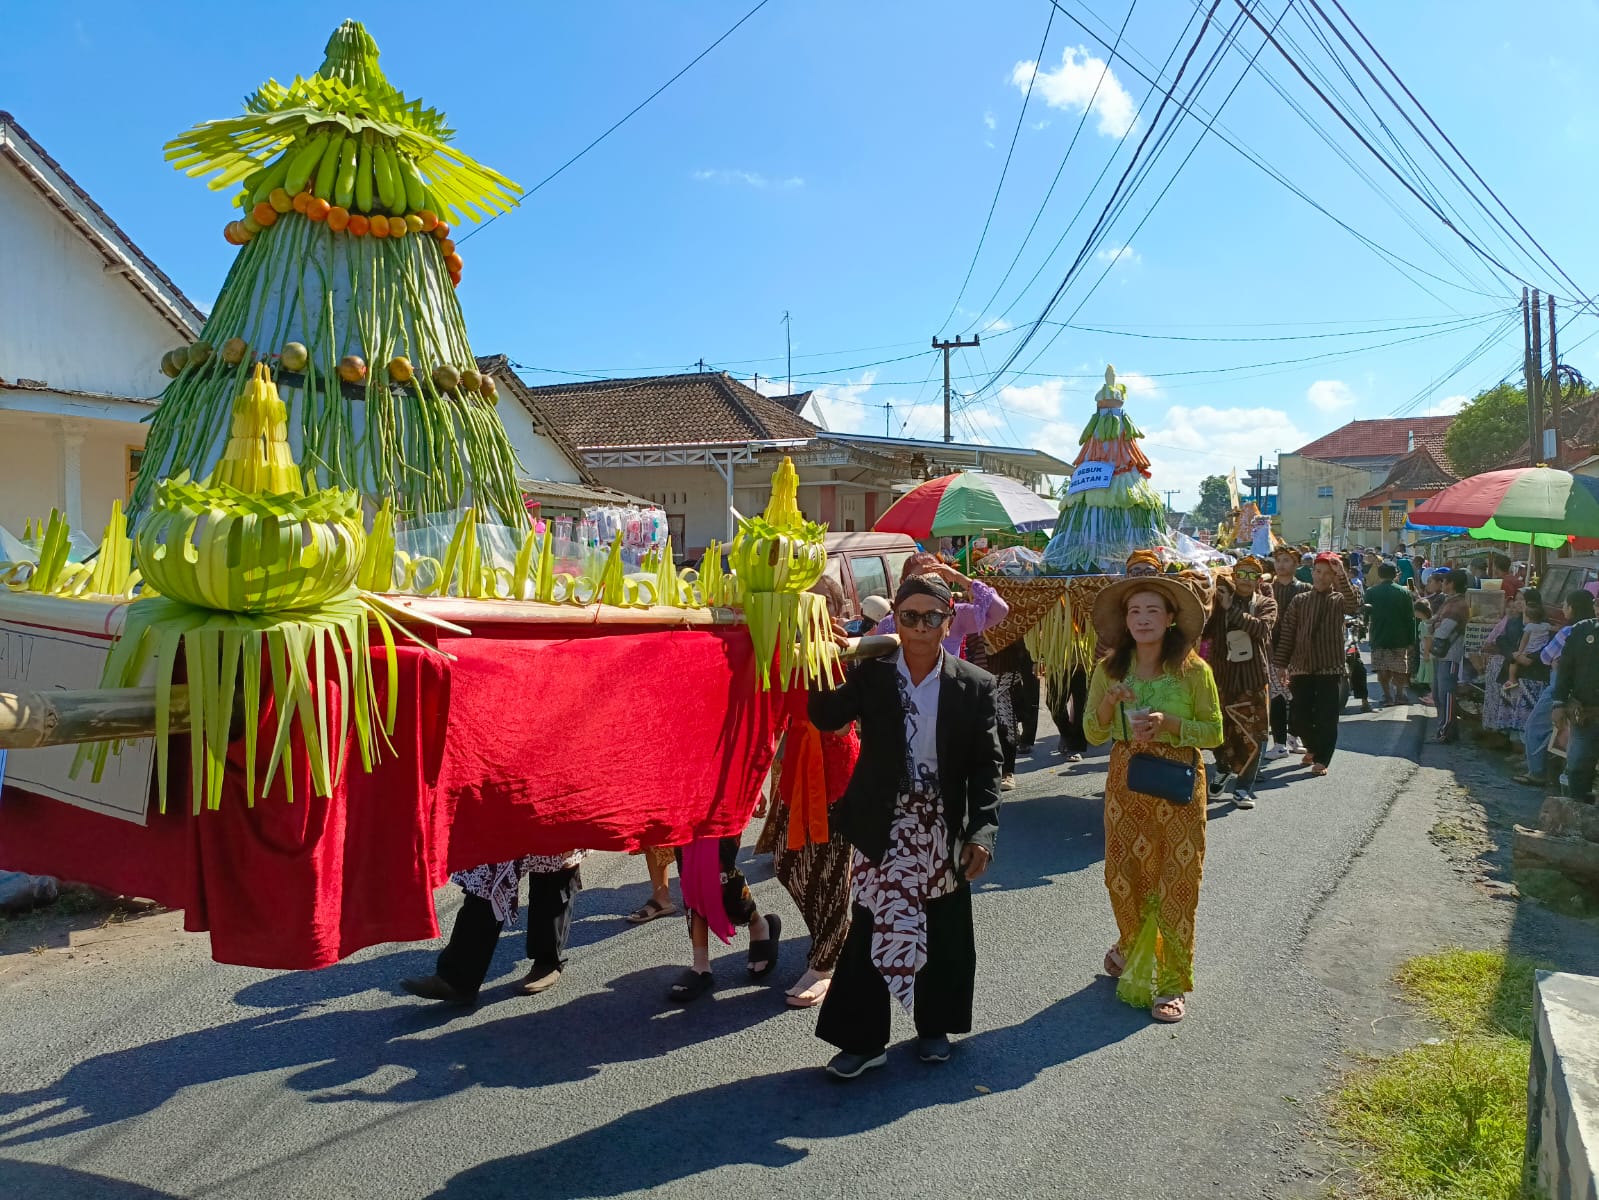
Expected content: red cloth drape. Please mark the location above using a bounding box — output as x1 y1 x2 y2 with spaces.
0 624 782 969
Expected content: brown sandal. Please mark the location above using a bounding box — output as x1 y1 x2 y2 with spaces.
1103 946 1126 978
626 897 678 924
1152 994 1186 1023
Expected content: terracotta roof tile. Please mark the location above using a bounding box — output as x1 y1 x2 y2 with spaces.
523 371 819 449
1355 443 1460 505
1294 415 1455 462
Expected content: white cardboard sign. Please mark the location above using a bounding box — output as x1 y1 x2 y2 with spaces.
1067 461 1115 496
0 620 153 824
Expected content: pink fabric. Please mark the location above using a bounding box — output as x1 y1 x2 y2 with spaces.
680 837 735 944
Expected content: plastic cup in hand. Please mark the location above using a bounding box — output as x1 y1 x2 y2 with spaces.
1130 706 1152 738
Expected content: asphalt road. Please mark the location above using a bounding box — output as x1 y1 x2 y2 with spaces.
0 700 1424 1200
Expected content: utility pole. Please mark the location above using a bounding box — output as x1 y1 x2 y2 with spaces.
1524 287 1548 581
1530 288 1545 466
932 334 980 443
1162 488 1180 514
782 311 792 396
1547 293 1560 467
884 401 893 437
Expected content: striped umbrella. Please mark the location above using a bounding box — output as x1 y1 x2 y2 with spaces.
1410 466 1599 545
874 472 1058 538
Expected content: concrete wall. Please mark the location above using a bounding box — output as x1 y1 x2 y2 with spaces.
0 161 177 398
1278 453 1382 545
1527 971 1599 1200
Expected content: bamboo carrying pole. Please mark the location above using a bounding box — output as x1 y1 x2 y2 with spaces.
0 687 192 750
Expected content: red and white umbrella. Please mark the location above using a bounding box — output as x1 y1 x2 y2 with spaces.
874 472 1058 538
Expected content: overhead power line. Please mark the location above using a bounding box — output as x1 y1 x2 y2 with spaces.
1316 0 1596 312
936 2 1056 333
460 0 776 244
959 0 1143 336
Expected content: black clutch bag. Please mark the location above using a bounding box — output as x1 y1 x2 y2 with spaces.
1120 703 1197 805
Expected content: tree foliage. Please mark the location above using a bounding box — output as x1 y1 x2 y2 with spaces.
1190 474 1234 531
1443 384 1528 477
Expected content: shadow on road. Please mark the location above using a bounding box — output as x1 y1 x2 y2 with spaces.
423 981 1143 1199
0 952 829 1143
0 1161 183 1199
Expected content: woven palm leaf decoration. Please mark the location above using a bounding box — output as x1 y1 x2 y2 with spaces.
134 20 526 527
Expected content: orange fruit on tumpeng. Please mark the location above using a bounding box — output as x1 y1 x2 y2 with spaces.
338 355 368 384
369 214 390 239
416 209 438 231
387 217 408 239
442 252 464 274
252 201 278 227
223 222 242 245
432 222 451 241
242 213 262 234
436 238 456 256
306 197 331 222
327 206 350 232
292 190 313 214
404 214 424 234
347 214 370 237
269 187 294 214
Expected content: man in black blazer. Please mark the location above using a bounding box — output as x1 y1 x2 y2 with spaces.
809 573 1002 1079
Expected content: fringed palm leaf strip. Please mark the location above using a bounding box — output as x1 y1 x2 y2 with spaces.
75 596 395 814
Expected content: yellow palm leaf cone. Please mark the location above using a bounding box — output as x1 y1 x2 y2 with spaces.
209 363 304 496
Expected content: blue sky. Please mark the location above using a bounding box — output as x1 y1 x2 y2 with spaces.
8 0 1599 506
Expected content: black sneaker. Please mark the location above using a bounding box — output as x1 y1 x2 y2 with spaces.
916 1035 953 1063
825 1049 887 1080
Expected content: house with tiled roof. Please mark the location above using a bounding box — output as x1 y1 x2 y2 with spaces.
1346 441 1461 542
0 111 206 542
474 357 651 515
1279 415 1455 549
525 371 1070 552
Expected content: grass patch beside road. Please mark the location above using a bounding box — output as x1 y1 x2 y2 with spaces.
1332 949 1543 1199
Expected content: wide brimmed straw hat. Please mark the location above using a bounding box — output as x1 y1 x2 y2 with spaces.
1092 574 1206 647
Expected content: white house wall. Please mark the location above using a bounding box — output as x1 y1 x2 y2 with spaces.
497 401 584 485
0 412 143 541
0 161 178 398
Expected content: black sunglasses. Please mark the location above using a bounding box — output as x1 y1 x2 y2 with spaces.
897 609 951 629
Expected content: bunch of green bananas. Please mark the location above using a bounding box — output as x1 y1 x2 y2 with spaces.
237 126 435 216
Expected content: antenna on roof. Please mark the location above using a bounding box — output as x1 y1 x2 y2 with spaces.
781 310 792 396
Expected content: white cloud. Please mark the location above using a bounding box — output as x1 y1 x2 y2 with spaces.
1095 243 1141 269
1306 379 1357 413
692 169 803 190
1432 393 1470 415
1030 119 1052 131
956 308 1013 334
998 379 1068 420
1013 46 1138 138
983 111 997 131
1118 370 1161 400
